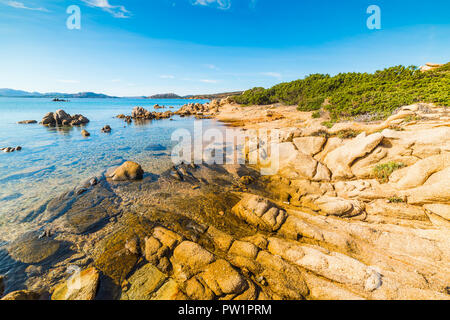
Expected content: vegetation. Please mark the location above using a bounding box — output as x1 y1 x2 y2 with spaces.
388 197 405 203
311 111 321 119
336 129 360 139
231 63 450 121
373 161 406 183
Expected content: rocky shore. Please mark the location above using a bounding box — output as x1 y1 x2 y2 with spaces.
1 99 449 300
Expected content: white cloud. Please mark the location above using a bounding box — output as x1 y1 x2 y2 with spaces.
260 72 282 78
57 79 80 84
160 75 175 79
82 0 130 18
5 1 49 12
191 0 231 10
204 64 219 70
200 79 218 83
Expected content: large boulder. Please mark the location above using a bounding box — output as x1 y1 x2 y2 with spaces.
120 264 167 300
52 267 100 300
324 132 384 179
107 161 144 181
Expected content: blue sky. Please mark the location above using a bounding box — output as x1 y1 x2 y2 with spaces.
0 0 449 96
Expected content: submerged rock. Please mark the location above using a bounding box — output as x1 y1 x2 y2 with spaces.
51 267 100 300
81 129 90 137
7 231 62 264
0 275 4 297
1 290 40 300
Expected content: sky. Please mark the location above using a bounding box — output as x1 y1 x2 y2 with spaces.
0 0 449 96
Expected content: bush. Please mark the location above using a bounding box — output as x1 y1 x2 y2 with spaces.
231 63 450 120
311 111 321 119
373 162 406 183
336 129 360 139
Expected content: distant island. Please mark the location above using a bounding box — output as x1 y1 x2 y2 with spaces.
147 93 182 99
0 88 244 100
184 91 243 99
0 89 118 99
146 92 244 99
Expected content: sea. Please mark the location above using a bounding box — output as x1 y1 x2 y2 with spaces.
0 97 223 241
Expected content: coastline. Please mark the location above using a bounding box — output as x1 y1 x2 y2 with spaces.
1 99 449 300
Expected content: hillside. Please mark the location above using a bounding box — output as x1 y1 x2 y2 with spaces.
147 93 182 99
0 89 117 98
231 63 450 121
185 91 243 100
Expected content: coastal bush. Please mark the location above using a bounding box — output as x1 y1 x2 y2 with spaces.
231 63 450 120
311 111 321 118
373 161 406 183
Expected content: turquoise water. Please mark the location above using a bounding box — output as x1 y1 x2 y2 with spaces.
0 97 219 239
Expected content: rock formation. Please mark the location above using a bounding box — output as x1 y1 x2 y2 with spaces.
40 109 89 127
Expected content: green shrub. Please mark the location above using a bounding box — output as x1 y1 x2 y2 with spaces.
336 129 360 139
373 162 406 183
311 111 321 119
231 63 450 120
388 197 405 203
321 121 335 129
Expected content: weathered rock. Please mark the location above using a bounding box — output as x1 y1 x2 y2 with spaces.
424 204 450 221
324 132 384 179
232 194 287 232
200 259 247 296
314 196 365 217
51 267 100 300
404 167 450 204
185 277 215 300
293 136 327 156
172 241 215 278
0 275 4 297
152 279 186 300
1 290 40 300
7 231 61 264
256 250 309 299
228 241 259 259
206 227 233 252
40 110 89 127
152 227 182 250
107 161 144 181
81 129 90 137
267 238 381 292
366 200 428 221
390 154 450 189
120 264 167 300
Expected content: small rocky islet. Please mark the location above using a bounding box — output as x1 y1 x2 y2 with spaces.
1 99 449 301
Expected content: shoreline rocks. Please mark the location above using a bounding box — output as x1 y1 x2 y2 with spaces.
41 109 89 127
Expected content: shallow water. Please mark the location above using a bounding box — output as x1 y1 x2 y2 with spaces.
0 97 222 240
